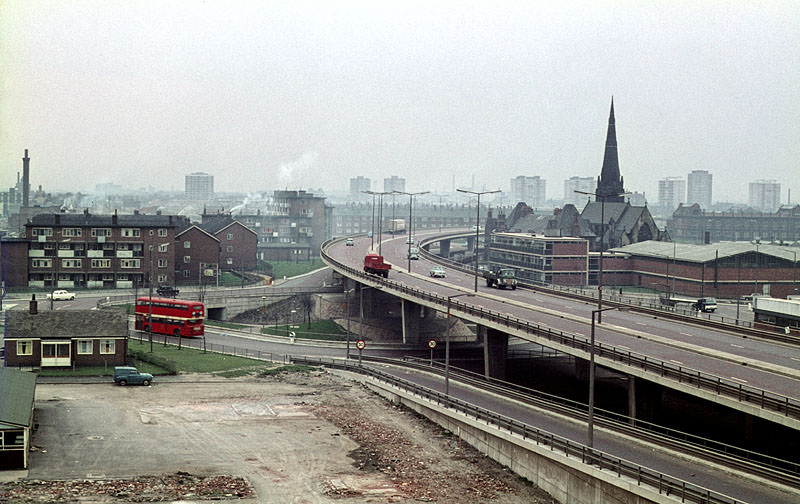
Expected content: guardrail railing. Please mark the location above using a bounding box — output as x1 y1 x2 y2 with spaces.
321 240 800 421
293 354 744 504
398 355 800 484
417 235 800 345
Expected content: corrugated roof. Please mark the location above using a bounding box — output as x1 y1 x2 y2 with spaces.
5 310 128 338
0 368 36 428
610 240 800 263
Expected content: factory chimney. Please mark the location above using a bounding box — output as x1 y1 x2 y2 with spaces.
22 149 30 207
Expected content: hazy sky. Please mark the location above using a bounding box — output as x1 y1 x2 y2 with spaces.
2 1 798 204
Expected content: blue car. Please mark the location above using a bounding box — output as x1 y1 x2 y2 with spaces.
114 366 153 386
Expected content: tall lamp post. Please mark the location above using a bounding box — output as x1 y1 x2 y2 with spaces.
394 190 429 272
457 188 501 292
445 293 474 398
363 191 376 250
364 191 391 255
575 190 629 323
344 287 355 359
588 306 626 447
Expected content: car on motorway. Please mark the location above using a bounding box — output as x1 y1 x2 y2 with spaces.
429 266 446 278
345 238 354 246
113 366 153 386
46 289 76 301
406 237 414 244
408 247 419 260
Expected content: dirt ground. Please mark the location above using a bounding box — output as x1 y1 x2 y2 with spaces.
6 370 557 503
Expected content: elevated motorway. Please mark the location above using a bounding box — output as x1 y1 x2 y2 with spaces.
322 232 800 432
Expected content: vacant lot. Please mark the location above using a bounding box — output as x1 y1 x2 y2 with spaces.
18 371 556 503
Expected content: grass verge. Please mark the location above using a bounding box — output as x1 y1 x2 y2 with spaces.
262 319 349 341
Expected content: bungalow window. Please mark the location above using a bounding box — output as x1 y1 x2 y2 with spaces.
17 340 34 356
77 340 93 354
99 340 115 354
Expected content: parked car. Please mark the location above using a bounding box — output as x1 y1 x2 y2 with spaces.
46 289 75 301
345 238 354 246
113 366 153 386
429 266 446 278
156 285 180 297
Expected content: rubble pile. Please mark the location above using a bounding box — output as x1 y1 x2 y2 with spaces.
313 403 515 501
0 472 254 503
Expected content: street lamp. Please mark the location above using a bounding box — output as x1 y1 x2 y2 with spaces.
445 293 474 398
364 191 392 255
587 306 627 447
363 191 376 249
394 190 430 272
457 188 501 292
575 189 630 323
344 287 355 359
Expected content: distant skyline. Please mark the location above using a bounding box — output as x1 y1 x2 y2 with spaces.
2 1 798 204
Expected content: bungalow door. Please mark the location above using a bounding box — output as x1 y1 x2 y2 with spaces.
41 341 71 367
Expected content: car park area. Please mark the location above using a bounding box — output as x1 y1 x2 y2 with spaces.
22 373 549 503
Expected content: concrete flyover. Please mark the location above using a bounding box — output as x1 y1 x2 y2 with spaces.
322 234 800 433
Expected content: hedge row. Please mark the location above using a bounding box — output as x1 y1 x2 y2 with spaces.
129 349 178 375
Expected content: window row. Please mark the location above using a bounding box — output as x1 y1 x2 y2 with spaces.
31 258 155 269
16 339 115 355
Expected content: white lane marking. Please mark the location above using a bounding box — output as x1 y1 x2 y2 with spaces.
636 322 648 326
617 345 630 350
730 344 744 349
729 376 748 384
791 357 800 363
670 360 683 365
680 332 693 337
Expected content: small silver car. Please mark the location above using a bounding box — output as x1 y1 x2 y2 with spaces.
429 266 446 278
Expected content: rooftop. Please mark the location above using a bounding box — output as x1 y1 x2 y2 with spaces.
610 240 800 263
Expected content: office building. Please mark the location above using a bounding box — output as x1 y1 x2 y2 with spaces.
510 175 546 208
687 170 713 209
658 177 686 212
185 172 214 201
383 176 406 194
349 176 371 200
564 176 595 206
749 180 781 212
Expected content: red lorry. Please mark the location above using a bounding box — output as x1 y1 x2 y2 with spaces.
364 253 391 278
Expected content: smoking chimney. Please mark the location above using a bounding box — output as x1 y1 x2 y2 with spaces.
22 149 30 207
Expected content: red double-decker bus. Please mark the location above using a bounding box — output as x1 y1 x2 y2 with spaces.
135 297 205 338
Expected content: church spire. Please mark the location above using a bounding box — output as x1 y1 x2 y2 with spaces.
596 97 625 202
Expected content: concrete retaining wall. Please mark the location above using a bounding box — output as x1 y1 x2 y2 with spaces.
352 375 681 504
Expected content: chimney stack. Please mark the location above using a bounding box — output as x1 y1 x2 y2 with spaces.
29 294 38 314
22 149 30 207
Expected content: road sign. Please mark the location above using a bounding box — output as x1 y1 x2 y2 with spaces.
427 339 437 349
356 339 366 350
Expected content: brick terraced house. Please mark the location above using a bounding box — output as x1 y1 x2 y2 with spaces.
22 210 190 289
